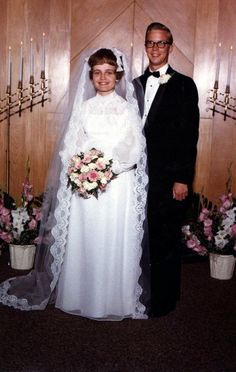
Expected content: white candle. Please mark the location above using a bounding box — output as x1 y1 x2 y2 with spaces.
30 38 34 76
42 33 45 72
130 41 133 74
226 45 233 87
215 42 221 83
141 51 144 74
19 41 23 82
7 46 12 87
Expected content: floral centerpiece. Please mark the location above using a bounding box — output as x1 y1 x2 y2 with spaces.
182 191 236 257
67 148 116 199
0 177 43 249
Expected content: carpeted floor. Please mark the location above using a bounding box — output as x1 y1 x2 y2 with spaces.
0 249 236 372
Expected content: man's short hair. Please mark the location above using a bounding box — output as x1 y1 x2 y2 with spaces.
145 22 173 44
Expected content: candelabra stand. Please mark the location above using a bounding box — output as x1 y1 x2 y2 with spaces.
207 81 236 121
0 74 49 193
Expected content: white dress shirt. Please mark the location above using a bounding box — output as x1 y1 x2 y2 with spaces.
143 64 169 122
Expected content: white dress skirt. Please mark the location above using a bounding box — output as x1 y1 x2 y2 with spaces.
55 91 146 320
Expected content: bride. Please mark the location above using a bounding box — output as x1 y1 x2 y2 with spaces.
0 48 148 320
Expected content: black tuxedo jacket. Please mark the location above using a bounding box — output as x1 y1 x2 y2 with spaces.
133 66 199 193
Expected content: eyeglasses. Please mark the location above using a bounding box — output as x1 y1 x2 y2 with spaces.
145 40 172 49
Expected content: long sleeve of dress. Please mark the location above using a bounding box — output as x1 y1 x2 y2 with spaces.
112 105 142 174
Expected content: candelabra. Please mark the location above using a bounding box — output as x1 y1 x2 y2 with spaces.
207 82 236 121
0 35 50 193
0 73 49 122
207 43 236 121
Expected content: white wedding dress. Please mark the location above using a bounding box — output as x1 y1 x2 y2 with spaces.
55 91 146 320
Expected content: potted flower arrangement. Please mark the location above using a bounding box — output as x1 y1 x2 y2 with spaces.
0 177 42 269
182 189 236 280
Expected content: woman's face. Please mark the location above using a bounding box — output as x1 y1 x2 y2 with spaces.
91 63 116 95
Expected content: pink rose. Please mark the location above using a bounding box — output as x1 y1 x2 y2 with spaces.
83 154 92 163
96 161 106 170
88 171 99 182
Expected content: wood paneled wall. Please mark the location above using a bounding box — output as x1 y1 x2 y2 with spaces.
0 0 235 204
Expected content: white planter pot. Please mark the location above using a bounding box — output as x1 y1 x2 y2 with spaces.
209 253 236 280
9 244 36 270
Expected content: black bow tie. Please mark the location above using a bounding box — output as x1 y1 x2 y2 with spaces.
144 69 160 78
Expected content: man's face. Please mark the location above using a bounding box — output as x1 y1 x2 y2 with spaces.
145 29 173 70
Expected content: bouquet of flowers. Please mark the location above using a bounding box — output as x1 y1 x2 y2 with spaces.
182 191 236 256
0 178 43 247
67 148 116 199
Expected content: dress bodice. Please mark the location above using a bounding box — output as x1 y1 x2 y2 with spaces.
80 92 134 157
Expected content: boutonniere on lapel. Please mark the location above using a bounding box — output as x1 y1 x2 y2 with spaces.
159 74 172 85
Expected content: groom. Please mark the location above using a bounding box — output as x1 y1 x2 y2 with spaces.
133 22 199 317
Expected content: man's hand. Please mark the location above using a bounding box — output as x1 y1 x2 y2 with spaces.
172 182 188 201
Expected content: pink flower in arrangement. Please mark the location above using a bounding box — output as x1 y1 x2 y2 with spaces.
186 239 197 249
193 245 208 255
219 194 228 203
204 227 213 238
0 174 43 246
219 193 233 214
28 218 37 230
0 231 12 243
199 208 209 222
104 170 113 180
222 199 232 210
231 224 236 237
87 171 99 182
83 154 93 163
182 187 236 256
75 163 82 170
21 178 34 207
203 218 213 227
96 161 106 170
0 207 12 225
32 208 42 221
79 173 88 181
